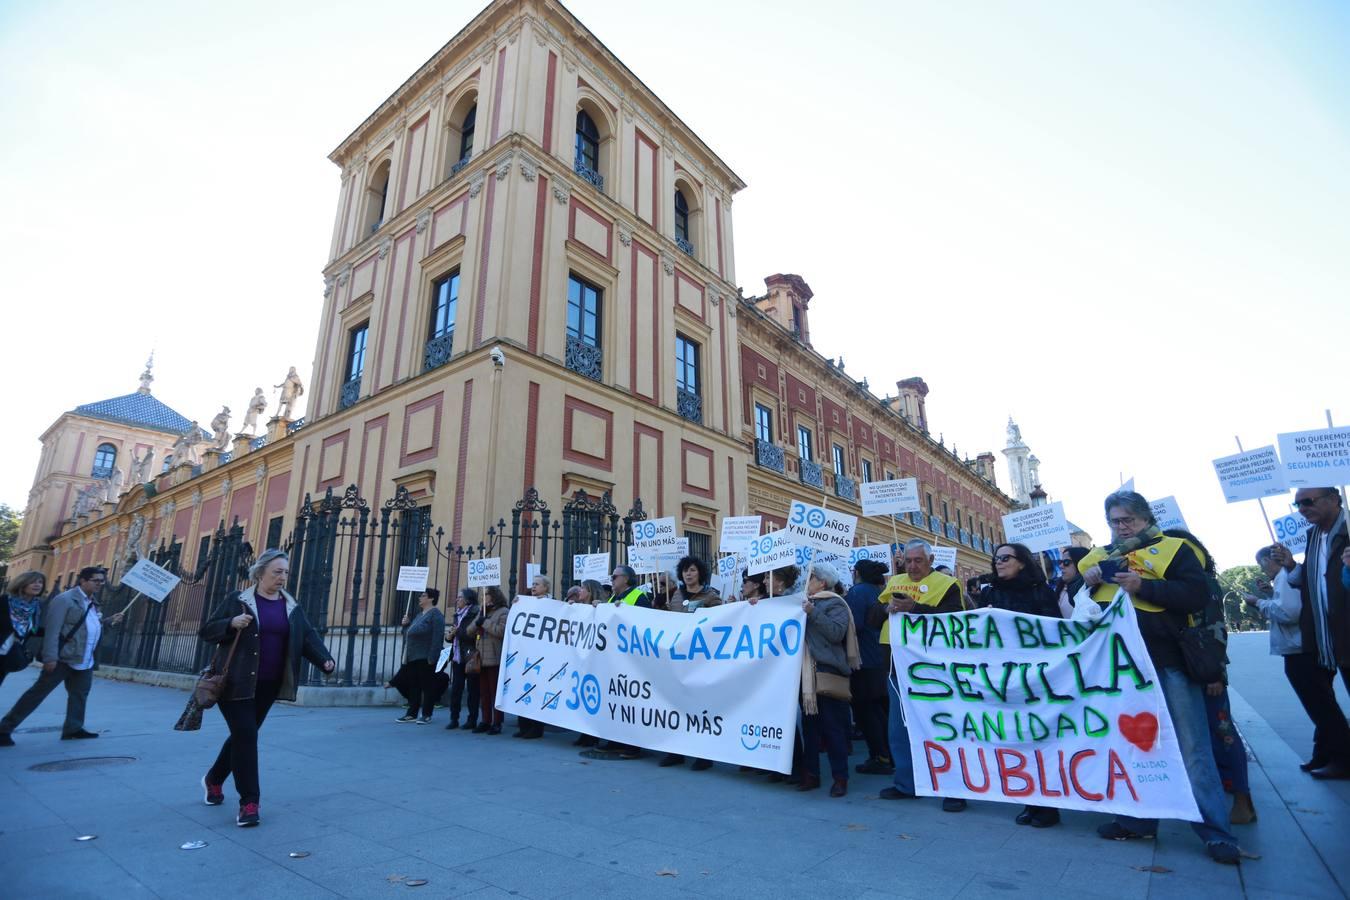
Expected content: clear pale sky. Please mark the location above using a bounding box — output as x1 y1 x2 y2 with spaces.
2 0 1347 569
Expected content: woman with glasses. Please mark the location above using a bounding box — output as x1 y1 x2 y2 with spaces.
978 543 1062 827
0 571 46 687
1053 546 1091 618
1078 491 1242 866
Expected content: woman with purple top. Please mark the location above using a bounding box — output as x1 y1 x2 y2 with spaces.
199 549 334 827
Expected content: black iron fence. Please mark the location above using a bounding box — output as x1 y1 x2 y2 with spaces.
93 484 654 691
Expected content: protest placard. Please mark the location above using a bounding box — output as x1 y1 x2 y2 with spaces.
848 544 893 574
627 548 660 575
119 558 181 602
931 546 958 572
573 553 610 582
654 538 690 569
631 516 679 549
1149 496 1188 532
890 597 1200 820
1001 502 1070 553
466 557 501 588
498 594 806 772
719 516 763 552
786 500 857 553
526 563 541 585
712 554 743 601
860 478 921 516
1278 425 1350 489
1212 446 1288 503
746 530 798 576
1271 508 1310 556
396 565 429 592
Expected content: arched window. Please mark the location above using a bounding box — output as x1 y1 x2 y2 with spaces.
674 190 691 244
92 443 116 478
361 160 391 237
574 110 602 189
458 105 476 164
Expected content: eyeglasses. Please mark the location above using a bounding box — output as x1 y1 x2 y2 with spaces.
1294 493 1337 508
994 554 1016 563
1108 516 1140 528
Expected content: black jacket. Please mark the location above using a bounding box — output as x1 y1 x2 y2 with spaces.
1128 539 1210 671
200 586 333 702
1295 524 1349 668
979 574 1060 618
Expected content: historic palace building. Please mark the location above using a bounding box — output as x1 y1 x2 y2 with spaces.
15 0 1015 599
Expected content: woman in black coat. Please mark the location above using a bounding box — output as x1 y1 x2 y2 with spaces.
198 548 334 827
981 542 1062 828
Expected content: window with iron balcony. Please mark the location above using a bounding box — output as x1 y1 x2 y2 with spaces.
566 275 603 382
341 322 368 410
424 271 459 372
675 334 702 425
574 110 604 192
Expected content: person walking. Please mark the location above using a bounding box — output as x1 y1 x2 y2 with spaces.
444 588 481 731
843 559 891 777
1078 491 1241 865
198 549 334 826
1269 488 1350 779
397 589 445 724
0 567 123 747
979 543 1063 827
797 562 859 797
468 587 508 735
0 571 47 689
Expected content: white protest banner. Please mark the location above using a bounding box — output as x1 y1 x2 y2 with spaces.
466 557 502 588
860 478 921 517
396 566 430 592
891 597 1200 820
848 544 894 574
1279 425 1350 489
1271 507 1310 556
654 538 690 569
573 553 610 582
1212 445 1288 503
1149 496 1188 532
627 547 660 576
746 530 798 576
498 595 806 772
786 500 857 553
1001 502 1071 553
931 546 958 572
719 516 763 553
631 516 679 549
119 558 181 602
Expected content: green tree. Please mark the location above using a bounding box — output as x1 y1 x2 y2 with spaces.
1218 564 1266 632
0 503 20 563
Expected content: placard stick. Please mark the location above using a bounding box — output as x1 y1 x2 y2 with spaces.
1327 410 1350 542
1235 436 1278 544
114 591 144 618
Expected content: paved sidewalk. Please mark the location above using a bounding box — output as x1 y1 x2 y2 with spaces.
0 668 1345 900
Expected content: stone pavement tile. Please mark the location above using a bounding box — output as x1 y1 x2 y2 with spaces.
301 788 398 818
7 845 160 899
799 846 977 900
206 806 341 844
0 822 83 859
511 817 635 859
1142 871 1250 900
338 805 458 842
0 793 67 828
1057 858 1152 900
550 868 703 899
111 833 337 900
692 821 856 874
623 811 734 848
916 839 1072 888
380 823 526 870
588 836 745 883
71 807 217 857
954 876 1051 899
454 803 562 842
238 827 406 871
452 846 616 899
526 792 642 832
296 854 490 898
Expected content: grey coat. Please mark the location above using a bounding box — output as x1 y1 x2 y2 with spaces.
40 587 106 667
404 606 446 664
805 592 851 676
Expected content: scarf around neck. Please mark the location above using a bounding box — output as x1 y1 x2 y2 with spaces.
1105 524 1163 559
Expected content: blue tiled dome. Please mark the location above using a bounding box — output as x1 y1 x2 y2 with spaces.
73 392 198 435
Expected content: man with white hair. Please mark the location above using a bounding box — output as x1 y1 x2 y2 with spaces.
875 539 965 810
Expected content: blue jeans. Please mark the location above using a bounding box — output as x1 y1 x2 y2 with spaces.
887 671 915 793
1115 666 1237 847
1205 686 1249 794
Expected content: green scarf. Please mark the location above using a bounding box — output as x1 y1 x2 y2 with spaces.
1105 524 1162 559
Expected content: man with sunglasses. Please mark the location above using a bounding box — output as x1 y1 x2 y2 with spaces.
1270 488 1350 780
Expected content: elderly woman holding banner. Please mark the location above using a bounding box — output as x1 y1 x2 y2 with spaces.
796 562 859 796
1079 491 1241 865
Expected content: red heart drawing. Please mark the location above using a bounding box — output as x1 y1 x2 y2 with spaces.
1118 712 1159 752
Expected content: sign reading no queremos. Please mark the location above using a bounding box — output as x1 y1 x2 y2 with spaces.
891 598 1200 820
497 595 806 772
1001 502 1070 553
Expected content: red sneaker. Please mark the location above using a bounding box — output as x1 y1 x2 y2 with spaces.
202 776 224 806
236 802 260 827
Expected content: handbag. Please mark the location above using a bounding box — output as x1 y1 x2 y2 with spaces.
193 615 244 709
1179 618 1226 684
1 636 33 673
815 670 852 703
464 647 482 675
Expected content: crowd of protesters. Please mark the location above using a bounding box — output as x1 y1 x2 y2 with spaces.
2 486 1345 862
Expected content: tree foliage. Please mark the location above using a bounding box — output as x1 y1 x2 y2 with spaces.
0 503 20 563
1218 564 1267 632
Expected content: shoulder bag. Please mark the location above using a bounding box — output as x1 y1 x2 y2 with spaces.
193 607 245 709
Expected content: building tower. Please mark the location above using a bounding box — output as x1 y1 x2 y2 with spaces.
1002 417 1033 505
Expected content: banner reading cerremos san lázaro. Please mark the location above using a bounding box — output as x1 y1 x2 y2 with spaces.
497 595 806 773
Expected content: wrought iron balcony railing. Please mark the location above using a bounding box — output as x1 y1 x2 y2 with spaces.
574 155 604 192
676 387 702 425
755 439 785 474
424 331 454 373
834 474 857 503
339 376 362 410
450 152 472 176
565 335 602 382
675 236 695 256
800 459 825 490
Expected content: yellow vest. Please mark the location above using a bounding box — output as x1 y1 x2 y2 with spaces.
878 570 960 644
1080 536 1186 614
614 587 645 606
